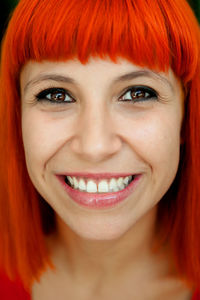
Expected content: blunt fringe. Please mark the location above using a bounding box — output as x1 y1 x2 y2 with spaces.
0 0 200 290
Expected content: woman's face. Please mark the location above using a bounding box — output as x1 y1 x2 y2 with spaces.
20 58 183 240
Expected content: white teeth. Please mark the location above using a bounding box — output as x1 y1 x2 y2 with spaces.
73 176 79 189
86 180 98 193
66 175 133 193
123 176 129 185
67 176 74 186
78 179 86 191
109 178 119 192
117 177 125 190
98 180 109 193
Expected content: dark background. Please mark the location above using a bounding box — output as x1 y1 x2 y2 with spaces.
0 0 200 41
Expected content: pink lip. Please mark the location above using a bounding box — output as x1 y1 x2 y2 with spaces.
56 173 141 209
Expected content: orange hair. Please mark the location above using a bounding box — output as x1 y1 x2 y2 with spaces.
0 0 200 291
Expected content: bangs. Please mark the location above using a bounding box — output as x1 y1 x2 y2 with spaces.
7 0 199 84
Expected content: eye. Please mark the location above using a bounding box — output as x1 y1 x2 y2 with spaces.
36 88 75 104
119 86 158 102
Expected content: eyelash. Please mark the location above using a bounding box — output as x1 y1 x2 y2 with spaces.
35 88 75 104
35 86 158 105
119 86 158 102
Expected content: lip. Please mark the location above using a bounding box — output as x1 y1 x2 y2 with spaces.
56 173 142 209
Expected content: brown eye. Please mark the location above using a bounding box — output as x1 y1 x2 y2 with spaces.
50 91 67 101
132 90 146 99
119 86 158 102
36 88 74 103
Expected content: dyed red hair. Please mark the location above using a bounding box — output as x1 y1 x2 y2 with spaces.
0 0 200 291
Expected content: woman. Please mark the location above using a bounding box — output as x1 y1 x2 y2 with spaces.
0 0 200 299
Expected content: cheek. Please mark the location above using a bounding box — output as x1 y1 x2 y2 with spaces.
121 112 181 177
21 110 73 176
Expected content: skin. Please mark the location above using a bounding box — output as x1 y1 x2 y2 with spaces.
20 58 191 299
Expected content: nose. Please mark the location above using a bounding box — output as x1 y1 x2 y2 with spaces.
70 104 122 163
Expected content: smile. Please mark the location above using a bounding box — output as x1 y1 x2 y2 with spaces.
65 175 133 193
57 173 141 209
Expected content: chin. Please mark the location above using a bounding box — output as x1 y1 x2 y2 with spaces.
57 212 135 241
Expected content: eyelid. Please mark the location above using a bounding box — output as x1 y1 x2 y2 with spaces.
35 87 75 103
119 85 158 102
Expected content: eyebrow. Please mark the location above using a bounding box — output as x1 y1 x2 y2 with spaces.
113 70 174 92
24 74 76 93
24 70 174 93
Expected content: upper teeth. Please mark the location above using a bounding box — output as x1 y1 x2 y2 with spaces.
66 176 133 193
